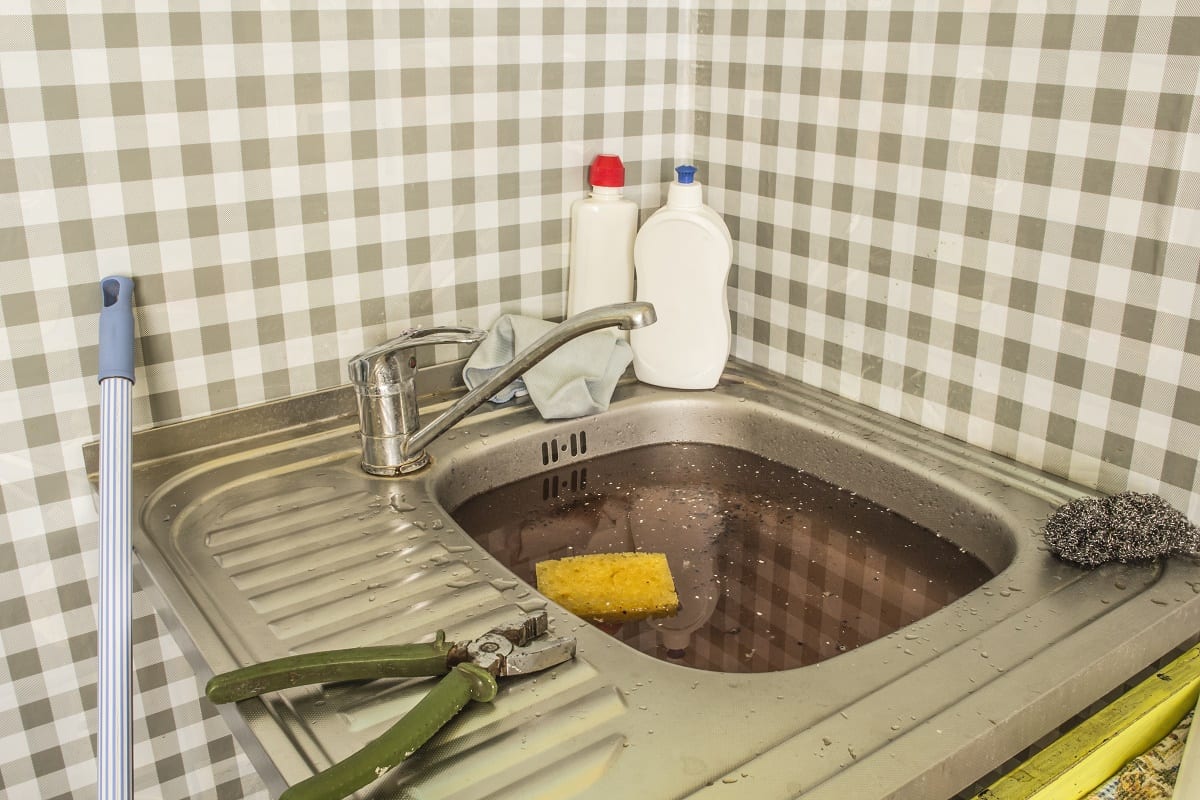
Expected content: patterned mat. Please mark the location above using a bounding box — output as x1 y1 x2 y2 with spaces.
1087 711 1194 800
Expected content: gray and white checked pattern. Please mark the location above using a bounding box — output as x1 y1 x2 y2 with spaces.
698 2 1200 521
1 3 686 797
2 1 1199 797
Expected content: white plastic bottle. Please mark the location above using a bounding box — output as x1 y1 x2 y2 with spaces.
631 165 733 389
566 154 638 319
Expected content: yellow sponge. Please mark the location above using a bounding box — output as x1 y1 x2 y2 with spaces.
535 552 680 624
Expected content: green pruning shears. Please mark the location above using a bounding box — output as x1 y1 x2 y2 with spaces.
206 611 575 800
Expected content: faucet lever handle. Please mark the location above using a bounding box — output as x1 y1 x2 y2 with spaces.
349 326 486 385
387 326 488 350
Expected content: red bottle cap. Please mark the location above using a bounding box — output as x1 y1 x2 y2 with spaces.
589 154 625 188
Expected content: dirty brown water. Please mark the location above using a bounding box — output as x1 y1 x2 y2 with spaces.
452 443 994 673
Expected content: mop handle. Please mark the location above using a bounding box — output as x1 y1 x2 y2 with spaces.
98 276 134 800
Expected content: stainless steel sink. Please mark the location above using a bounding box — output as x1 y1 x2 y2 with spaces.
87 359 1200 799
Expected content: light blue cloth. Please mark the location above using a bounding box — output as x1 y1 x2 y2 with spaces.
462 314 632 419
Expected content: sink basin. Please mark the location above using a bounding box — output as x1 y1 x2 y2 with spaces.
450 441 995 673
87 359 1200 800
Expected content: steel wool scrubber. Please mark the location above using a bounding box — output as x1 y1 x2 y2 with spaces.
1043 491 1200 567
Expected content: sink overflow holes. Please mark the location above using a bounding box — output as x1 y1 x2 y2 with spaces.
541 431 587 465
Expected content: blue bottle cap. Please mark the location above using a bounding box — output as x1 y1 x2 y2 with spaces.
675 164 697 184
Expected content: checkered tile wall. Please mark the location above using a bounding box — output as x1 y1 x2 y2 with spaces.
2 1 1198 797
0 3 686 796
696 3 1200 522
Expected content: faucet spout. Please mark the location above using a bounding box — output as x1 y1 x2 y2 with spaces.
349 302 656 476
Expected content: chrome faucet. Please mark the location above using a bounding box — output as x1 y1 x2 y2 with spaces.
348 302 657 476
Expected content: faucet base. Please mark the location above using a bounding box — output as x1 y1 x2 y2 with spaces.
358 430 431 476
361 452 429 477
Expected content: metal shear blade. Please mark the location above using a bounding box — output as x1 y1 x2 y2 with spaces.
455 610 575 676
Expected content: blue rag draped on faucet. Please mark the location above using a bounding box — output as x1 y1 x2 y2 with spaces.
462 314 632 419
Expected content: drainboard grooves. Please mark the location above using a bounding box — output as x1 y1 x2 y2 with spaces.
267 563 477 642
204 487 374 549
297 605 557 666
266 559 473 640
210 511 397 571
274 579 499 650
291 586 514 653
203 484 347 536
321 604 560 660
401 689 627 799
339 655 600 733
423 604 556 645
479 736 624 800
240 540 448 610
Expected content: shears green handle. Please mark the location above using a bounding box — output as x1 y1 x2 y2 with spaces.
205 634 456 703
281 663 497 800
206 612 575 800
206 632 499 800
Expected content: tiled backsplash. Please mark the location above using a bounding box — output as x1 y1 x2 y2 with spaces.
0 2 1197 797
699 4 1199 519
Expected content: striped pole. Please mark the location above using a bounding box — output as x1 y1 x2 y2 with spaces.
98 276 135 800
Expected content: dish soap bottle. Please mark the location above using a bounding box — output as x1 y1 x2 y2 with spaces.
566 154 638 320
631 164 733 389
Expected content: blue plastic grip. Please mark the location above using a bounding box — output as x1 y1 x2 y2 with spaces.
99 276 135 383
675 164 697 184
